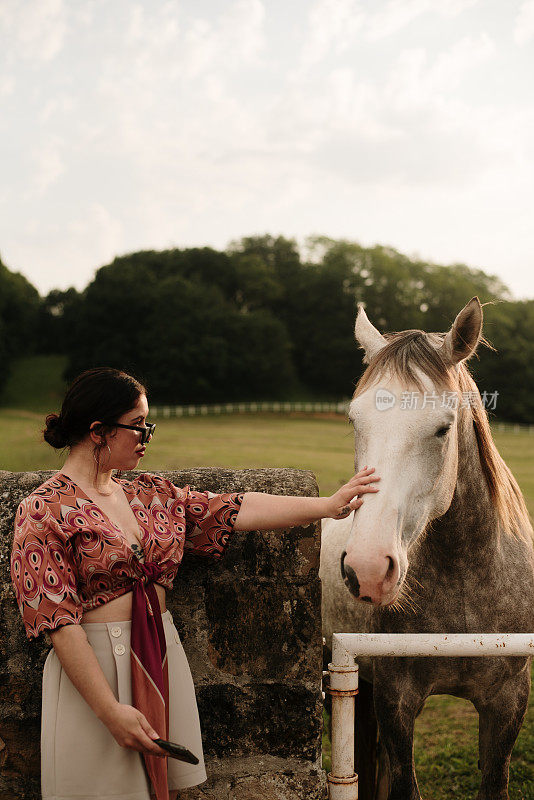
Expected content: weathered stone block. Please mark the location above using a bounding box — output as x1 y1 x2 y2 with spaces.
196 683 323 759
179 755 327 800
202 578 321 680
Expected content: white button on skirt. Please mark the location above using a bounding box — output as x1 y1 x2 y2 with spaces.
41 610 208 800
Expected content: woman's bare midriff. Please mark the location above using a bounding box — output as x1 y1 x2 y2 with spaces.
81 583 167 623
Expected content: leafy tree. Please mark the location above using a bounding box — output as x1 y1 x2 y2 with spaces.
63 251 296 403
470 300 534 423
0 257 41 355
0 256 40 394
227 235 327 392
36 288 83 354
3 237 532 420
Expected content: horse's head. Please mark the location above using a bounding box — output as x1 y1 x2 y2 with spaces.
341 296 484 606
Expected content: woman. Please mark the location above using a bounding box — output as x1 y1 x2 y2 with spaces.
10 367 380 800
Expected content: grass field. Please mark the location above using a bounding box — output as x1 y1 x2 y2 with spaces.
2 407 533 509
1 356 533 799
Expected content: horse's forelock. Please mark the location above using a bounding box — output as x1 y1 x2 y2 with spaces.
353 330 456 398
352 329 532 542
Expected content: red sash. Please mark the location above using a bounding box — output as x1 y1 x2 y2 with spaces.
130 562 169 800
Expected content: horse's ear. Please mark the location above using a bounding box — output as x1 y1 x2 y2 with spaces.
439 296 483 365
355 303 387 364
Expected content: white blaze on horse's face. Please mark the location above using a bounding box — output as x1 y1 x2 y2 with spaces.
344 372 459 606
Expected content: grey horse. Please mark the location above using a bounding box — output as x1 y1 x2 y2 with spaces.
320 297 534 800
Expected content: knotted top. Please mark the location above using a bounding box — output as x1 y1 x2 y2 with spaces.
11 471 243 641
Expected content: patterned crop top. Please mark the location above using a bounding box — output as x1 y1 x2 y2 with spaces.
10 471 244 641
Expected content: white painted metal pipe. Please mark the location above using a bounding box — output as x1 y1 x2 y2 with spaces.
327 662 359 800
332 633 534 665
326 632 534 800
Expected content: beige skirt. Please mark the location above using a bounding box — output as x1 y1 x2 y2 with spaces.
41 610 208 800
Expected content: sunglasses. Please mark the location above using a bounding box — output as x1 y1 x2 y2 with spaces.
97 421 156 445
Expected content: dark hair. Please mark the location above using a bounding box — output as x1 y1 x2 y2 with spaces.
44 368 148 476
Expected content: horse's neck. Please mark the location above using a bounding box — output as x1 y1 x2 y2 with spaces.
431 412 499 553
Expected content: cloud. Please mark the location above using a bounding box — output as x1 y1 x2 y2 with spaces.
296 0 364 72
84 0 268 187
219 0 266 63
66 203 124 257
1 0 533 301
364 0 480 41
0 0 68 64
0 75 15 96
293 0 482 79
257 27 509 198
15 203 125 295
27 138 66 197
120 0 265 81
385 33 496 106
514 0 534 45
177 0 266 77
267 28 499 188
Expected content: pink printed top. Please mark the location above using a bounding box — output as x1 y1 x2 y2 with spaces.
10 471 244 641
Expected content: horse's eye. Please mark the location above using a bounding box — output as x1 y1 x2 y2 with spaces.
435 426 451 438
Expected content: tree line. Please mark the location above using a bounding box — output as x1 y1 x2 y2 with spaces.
0 235 532 422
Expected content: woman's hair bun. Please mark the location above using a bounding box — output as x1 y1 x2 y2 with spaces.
42 368 147 455
43 413 69 449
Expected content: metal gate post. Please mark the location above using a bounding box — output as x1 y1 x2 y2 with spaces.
326 639 359 800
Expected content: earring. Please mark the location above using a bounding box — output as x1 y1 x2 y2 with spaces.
93 443 112 464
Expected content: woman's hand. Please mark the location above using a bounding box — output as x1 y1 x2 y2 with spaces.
103 702 168 758
324 466 380 520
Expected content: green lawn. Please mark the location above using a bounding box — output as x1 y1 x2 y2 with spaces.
1 355 533 799
0 354 69 414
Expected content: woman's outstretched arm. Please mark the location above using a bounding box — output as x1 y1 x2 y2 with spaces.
233 466 380 531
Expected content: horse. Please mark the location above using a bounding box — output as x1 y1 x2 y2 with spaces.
320 297 534 800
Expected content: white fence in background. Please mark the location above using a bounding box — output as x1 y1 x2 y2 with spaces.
325 633 534 800
150 402 534 433
151 401 351 416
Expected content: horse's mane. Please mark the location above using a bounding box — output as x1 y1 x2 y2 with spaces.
353 329 532 542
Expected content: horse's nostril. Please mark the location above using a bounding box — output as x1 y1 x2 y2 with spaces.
344 563 360 597
340 551 361 598
386 556 394 577
340 550 347 580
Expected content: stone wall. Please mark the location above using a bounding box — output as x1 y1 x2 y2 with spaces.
0 468 326 800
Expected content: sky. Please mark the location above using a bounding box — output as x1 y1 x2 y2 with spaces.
1 0 533 300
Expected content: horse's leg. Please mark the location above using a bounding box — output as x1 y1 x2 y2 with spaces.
355 678 379 800
474 661 531 800
373 675 427 800
374 742 390 800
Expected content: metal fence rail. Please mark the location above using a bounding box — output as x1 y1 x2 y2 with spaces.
150 403 534 432
326 632 534 800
